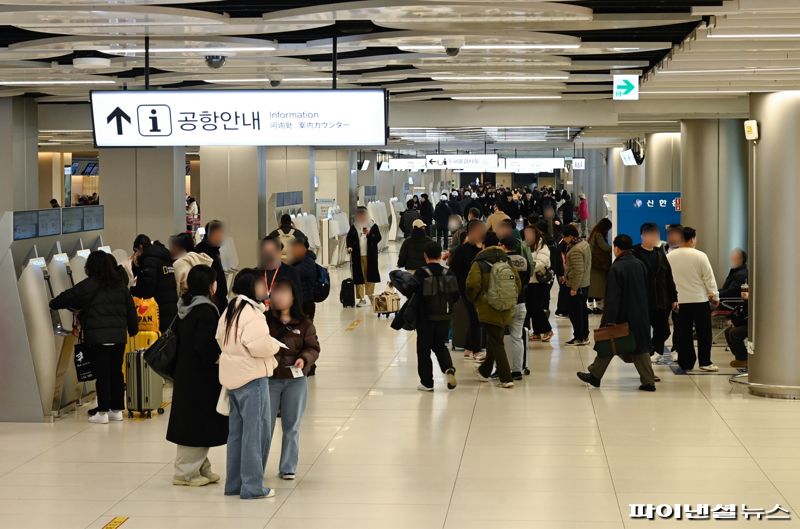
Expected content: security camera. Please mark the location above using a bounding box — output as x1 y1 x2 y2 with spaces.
270 79 281 88
442 38 465 58
204 55 227 69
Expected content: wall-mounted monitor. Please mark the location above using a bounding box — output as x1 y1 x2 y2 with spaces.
83 206 104 231
37 209 62 237
620 149 638 167
82 162 97 176
89 163 99 176
13 211 38 240
61 207 84 234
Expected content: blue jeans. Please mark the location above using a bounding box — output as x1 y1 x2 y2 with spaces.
225 378 272 499
268 377 308 476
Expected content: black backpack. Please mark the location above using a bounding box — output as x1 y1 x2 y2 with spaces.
420 266 460 321
313 263 331 302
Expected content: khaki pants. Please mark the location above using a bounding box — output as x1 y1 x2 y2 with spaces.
588 352 656 386
174 445 211 480
356 256 376 298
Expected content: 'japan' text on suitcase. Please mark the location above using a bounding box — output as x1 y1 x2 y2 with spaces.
125 347 165 419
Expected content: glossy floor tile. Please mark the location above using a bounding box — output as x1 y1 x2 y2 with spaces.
0 244 795 528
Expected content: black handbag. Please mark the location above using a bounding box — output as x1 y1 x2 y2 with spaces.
143 316 178 381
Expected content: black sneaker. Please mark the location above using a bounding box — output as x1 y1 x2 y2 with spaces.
445 368 457 390
577 372 601 388
565 338 578 345
511 371 523 381
639 384 656 392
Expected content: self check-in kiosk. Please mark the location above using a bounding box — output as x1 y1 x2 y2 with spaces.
0 205 123 421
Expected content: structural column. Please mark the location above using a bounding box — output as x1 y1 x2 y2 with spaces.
315 149 356 219
680 119 747 278
747 92 800 397
645 132 681 192
199 146 268 268
99 147 185 251
0 97 38 214
584 149 608 225
607 147 645 193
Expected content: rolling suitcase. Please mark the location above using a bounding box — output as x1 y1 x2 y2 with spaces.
125 337 165 419
340 259 356 308
123 330 159 382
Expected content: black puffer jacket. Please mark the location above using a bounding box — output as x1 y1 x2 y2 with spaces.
398 229 432 270
50 277 138 344
292 251 318 304
132 243 178 331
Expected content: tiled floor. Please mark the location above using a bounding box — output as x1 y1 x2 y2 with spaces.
1 244 798 528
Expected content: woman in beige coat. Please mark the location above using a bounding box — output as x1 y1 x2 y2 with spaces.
216 268 281 500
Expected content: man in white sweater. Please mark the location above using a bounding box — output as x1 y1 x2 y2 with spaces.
666 227 719 372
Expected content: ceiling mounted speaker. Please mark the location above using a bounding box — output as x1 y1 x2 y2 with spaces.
73 57 111 69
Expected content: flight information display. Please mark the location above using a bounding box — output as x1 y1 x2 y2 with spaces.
83 206 104 231
13 211 38 240
37 209 61 237
61 207 84 234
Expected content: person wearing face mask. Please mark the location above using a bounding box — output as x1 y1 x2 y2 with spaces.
167 265 228 487
258 236 301 310
433 194 453 248
444 214 465 261
265 277 320 480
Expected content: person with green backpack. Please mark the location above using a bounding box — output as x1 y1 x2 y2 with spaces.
465 240 522 388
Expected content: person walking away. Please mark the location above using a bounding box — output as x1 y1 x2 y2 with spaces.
400 199 420 238
563 225 592 346
559 193 575 225
524 224 554 342
419 193 435 237
499 237 531 380
346 207 382 307
447 192 463 218
268 214 307 263
131 234 178 332
577 235 657 391
216 269 281 499
196 220 229 311
577 194 590 237
449 220 487 360
633 223 678 365
398 219 432 272
258 236 302 307
587 219 612 314
265 277 320 480
167 265 228 487
718 249 749 299
466 241 521 388
433 194 452 248
50 251 137 424
290 237 319 320
413 242 459 391
667 227 719 372
665 224 685 356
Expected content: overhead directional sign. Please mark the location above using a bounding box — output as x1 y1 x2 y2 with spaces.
613 74 639 101
91 89 388 147
425 154 498 171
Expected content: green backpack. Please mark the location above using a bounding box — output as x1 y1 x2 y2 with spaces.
484 259 518 311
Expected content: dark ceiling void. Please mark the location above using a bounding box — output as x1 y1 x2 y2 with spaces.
569 0 723 14
0 26 55 47
562 21 701 44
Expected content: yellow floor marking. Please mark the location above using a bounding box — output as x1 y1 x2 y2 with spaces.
346 319 362 331
102 516 129 529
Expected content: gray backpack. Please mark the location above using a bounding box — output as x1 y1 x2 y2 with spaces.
484 259 518 311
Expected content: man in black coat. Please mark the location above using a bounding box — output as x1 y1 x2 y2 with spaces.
633 223 679 362
419 193 435 236
433 194 452 248
290 237 319 320
577 234 658 392
195 220 228 311
346 207 382 307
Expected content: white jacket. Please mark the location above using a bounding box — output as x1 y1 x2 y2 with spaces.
216 296 279 390
529 241 551 283
173 251 214 296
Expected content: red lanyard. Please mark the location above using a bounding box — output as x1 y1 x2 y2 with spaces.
264 264 280 296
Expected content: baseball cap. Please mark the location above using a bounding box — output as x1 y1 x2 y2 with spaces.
412 219 427 229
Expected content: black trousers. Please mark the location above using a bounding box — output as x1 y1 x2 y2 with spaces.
671 309 680 352
463 296 483 352
302 301 316 321
525 283 552 334
568 287 590 341
91 343 125 412
436 225 449 249
416 320 454 388
556 283 571 316
649 307 671 355
725 326 748 361
676 302 713 370
478 323 512 383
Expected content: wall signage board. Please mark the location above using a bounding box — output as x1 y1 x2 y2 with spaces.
617 192 681 241
425 154 498 171
572 158 586 170
91 89 388 147
505 158 565 173
388 158 427 171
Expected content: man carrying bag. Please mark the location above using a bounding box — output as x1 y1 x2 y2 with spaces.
576 234 658 392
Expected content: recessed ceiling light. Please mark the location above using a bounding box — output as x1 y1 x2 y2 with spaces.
661 66 800 74
99 46 277 54
0 79 115 85
452 95 563 100
708 33 800 39
433 75 568 81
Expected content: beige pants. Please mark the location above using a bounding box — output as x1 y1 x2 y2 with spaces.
356 256 376 298
588 352 656 386
174 445 211 480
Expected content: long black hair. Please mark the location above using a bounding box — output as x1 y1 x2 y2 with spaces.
269 276 306 322
85 251 124 286
182 264 217 305
133 234 151 251
223 268 261 345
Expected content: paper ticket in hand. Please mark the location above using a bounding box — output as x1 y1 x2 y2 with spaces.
270 337 290 350
289 366 305 378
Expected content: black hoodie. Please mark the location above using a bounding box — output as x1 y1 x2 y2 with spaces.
132 242 178 331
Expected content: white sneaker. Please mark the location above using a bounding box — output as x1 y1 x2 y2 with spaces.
699 364 719 372
416 384 434 392
473 352 487 363
497 381 515 389
89 412 109 424
473 365 490 383
108 410 124 422
280 473 296 481
357 298 368 307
